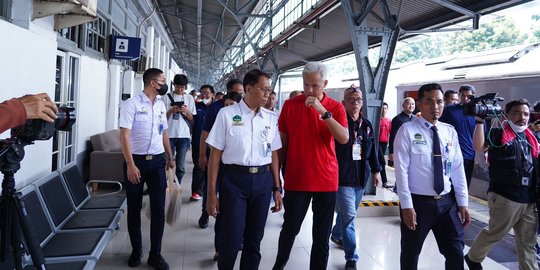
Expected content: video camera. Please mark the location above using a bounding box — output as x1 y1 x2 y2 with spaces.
10 106 76 142
463 93 504 119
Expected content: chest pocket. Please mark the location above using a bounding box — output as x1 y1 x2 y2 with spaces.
229 126 248 137
133 113 151 129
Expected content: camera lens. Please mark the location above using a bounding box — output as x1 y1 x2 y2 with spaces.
54 106 76 131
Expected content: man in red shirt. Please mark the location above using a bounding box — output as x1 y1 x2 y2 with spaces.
272 62 349 270
379 102 392 188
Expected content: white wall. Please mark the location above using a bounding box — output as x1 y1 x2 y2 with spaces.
0 18 58 187
77 57 108 151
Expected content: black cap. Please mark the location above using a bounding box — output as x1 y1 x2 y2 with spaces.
173 74 188 85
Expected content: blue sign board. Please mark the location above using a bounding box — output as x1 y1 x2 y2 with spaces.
109 35 141 60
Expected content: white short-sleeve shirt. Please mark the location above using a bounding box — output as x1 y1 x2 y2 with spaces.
164 93 197 139
206 99 282 166
119 93 168 155
394 117 468 209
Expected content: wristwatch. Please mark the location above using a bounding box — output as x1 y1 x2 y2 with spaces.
321 111 332 120
272 186 283 193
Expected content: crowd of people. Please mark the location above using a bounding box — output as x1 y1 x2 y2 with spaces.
2 62 538 270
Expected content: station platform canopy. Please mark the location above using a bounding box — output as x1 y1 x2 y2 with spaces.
154 0 530 87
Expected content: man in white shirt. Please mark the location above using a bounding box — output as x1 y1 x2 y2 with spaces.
206 69 283 270
394 83 470 270
164 74 197 194
119 68 174 270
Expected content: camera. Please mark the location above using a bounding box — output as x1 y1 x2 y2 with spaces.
463 93 504 119
10 106 76 141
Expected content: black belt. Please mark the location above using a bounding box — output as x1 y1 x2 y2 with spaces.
411 193 452 200
132 153 164 161
223 164 270 174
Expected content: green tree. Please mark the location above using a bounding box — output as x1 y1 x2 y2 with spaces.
531 14 540 42
392 17 529 64
445 17 526 53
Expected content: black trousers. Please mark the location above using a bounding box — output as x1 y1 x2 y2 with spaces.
273 191 336 270
463 159 474 188
191 143 205 195
379 142 388 184
124 154 167 254
217 167 273 270
400 194 465 270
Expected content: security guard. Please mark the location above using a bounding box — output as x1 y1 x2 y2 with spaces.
206 69 283 270
120 68 174 270
394 83 470 270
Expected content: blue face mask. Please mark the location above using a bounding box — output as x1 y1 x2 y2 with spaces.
157 83 169 95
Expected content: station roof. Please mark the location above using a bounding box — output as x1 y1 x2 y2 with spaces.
154 0 530 86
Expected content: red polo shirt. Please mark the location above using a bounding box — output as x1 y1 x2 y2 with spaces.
379 117 391 143
279 93 348 192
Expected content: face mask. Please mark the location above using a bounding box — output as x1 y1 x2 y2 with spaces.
202 98 212 104
508 120 528 133
157 83 168 95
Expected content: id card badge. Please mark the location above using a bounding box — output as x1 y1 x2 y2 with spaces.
263 142 271 157
444 160 452 175
158 123 164 135
522 177 530 186
352 143 361 160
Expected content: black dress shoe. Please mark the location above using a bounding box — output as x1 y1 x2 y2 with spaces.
147 253 170 270
198 213 209 229
464 254 483 270
128 249 141 267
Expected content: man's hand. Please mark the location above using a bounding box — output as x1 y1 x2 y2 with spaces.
206 193 219 218
167 159 175 169
388 154 394 161
198 155 207 172
372 172 381 187
178 105 188 114
401 208 417 231
18 93 58 122
458 206 471 227
271 192 283 213
126 163 141 184
305 96 326 115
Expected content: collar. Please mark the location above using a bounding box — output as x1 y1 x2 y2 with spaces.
418 117 439 131
239 99 267 120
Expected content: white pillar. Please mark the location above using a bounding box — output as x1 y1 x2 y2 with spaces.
106 63 122 130
153 37 161 68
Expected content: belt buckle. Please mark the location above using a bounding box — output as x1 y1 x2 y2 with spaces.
248 167 259 174
433 195 442 200
145 155 153 161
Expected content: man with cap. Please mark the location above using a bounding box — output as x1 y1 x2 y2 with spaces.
206 69 283 270
120 68 174 270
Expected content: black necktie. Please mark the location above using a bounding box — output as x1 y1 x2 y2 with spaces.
431 126 444 194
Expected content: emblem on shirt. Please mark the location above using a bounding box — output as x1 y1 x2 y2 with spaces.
232 115 244 126
413 133 427 145
137 106 148 114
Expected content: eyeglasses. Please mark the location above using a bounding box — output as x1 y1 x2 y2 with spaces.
347 97 363 104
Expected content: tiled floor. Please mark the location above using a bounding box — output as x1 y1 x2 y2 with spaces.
95 155 510 270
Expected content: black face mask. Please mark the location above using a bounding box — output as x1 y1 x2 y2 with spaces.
157 83 168 95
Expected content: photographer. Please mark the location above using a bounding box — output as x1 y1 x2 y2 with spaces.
465 99 539 270
0 93 57 133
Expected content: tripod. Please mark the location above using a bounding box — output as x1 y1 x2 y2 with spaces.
0 138 46 270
